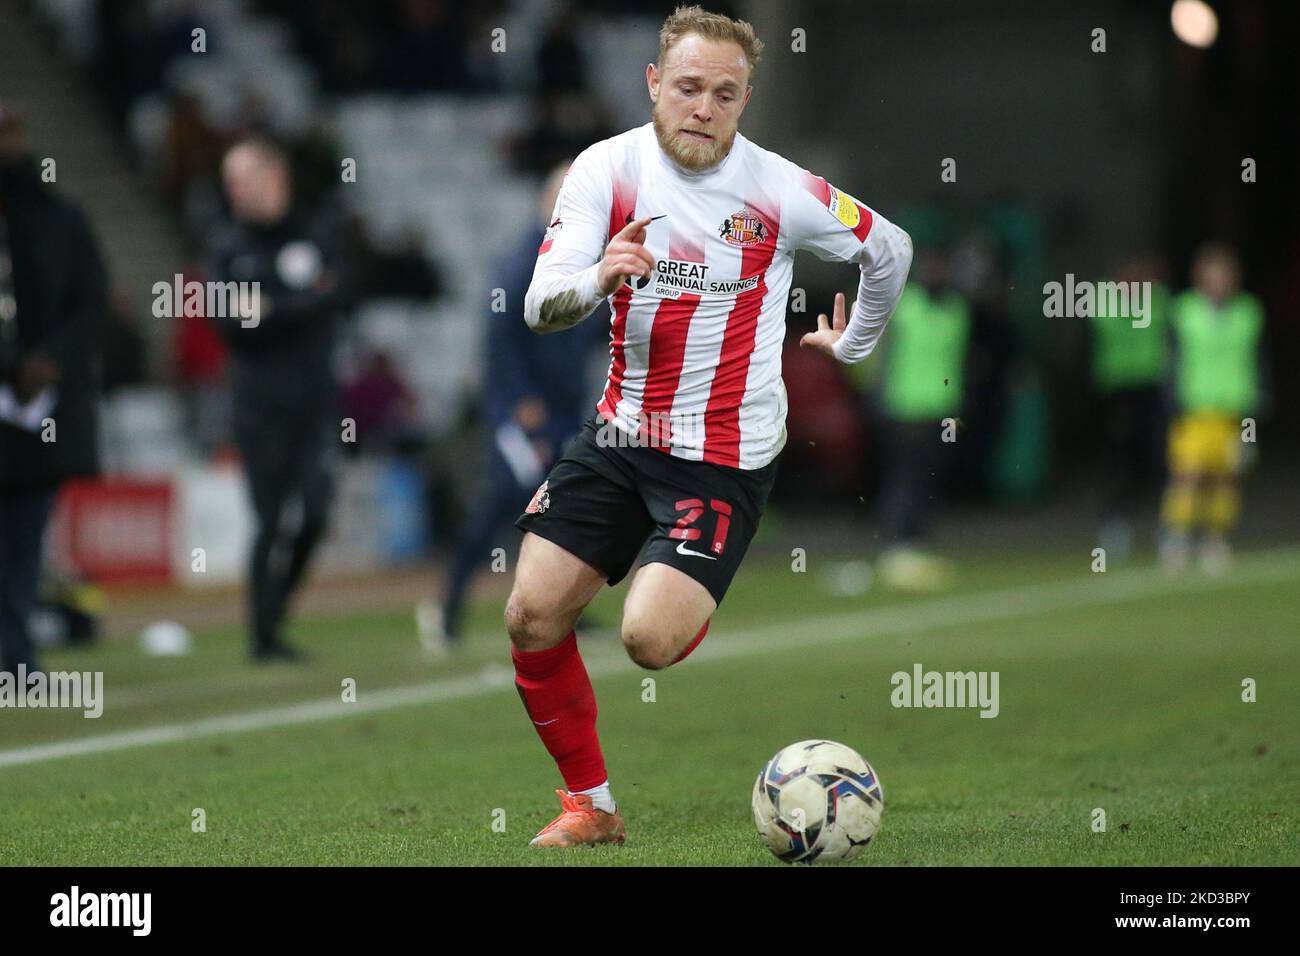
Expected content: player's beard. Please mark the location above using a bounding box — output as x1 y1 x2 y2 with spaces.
652 102 733 172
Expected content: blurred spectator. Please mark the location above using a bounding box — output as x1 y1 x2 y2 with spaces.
871 244 970 590
205 137 352 662
1159 243 1264 575
1089 255 1171 560
0 104 108 676
342 350 418 456
419 160 604 650
949 229 1017 500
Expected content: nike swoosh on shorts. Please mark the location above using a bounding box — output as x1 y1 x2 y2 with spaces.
675 540 718 561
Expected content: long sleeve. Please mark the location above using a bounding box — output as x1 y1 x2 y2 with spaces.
783 170 912 364
523 145 613 334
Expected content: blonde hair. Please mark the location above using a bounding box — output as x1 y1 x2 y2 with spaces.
658 4 764 77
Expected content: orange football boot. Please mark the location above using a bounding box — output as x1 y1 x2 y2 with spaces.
530 789 626 847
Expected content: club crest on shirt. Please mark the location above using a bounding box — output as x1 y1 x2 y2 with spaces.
525 480 551 515
718 210 769 247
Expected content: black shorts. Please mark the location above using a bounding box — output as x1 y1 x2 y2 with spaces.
514 415 778 606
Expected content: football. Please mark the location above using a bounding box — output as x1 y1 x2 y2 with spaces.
751 739 885 864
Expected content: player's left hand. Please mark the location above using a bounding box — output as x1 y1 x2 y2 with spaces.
799 292 846 359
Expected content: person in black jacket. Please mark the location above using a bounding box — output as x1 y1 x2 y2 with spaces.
0 104 107 676
419 161 605 651
206 137 348 662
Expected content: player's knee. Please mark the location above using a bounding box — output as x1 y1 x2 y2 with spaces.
503 593 539 649
620 625 676 671
504 591 559 651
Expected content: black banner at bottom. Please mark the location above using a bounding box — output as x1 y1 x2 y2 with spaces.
0 865 1287 942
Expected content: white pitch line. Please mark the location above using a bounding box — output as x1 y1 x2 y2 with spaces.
1 549 1296 770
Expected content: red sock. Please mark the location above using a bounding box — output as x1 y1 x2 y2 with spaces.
671 618 710 665
512 631 607 793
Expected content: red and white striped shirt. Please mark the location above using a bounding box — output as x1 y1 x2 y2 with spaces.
524 123 912 470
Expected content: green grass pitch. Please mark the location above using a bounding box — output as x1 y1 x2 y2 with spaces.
0 545 1296 866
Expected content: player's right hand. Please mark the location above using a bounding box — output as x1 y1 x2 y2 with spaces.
598 216 657 296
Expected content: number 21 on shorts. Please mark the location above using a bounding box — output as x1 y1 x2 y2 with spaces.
669 498 733 556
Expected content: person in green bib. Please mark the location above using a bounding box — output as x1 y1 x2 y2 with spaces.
1089 255 1171 560
1160 243 1263 574
867 244 971 590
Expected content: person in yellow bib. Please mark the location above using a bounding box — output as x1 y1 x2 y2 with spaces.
1160 243 1263 574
